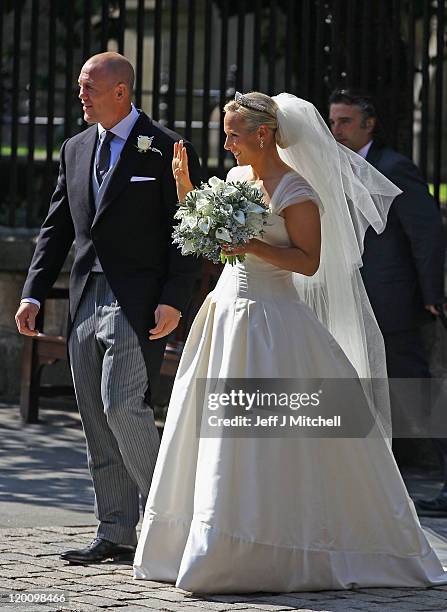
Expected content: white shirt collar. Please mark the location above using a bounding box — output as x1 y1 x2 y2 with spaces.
97 104 140 141
356 140 373 159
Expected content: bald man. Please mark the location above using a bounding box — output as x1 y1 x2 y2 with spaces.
15 53 202 562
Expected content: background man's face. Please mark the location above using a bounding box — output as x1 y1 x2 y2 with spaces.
329 103 374 152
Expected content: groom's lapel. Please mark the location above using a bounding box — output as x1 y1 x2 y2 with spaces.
76 126 98 219
91 112 154 230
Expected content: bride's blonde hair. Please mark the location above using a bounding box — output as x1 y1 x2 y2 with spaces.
223 91 286 148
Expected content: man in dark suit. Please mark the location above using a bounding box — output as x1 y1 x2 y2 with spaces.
329 89 446 513
15 52 202 561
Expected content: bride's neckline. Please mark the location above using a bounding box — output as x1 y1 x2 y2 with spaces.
246 169 297 204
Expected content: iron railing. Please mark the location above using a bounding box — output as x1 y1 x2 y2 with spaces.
0 0 445 227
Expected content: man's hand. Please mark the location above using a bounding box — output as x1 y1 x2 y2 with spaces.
426 304 441 316
426 303 446 316
15 302 40 336
149 304 182 340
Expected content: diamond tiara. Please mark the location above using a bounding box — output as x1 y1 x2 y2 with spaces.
234 91 268 112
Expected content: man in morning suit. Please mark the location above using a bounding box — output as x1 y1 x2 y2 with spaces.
15 53 202 561
329 88 446 514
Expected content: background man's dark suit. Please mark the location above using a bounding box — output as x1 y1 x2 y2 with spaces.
22 111 201 399
361 141 445 378
363 142 447 515
329 89 446 513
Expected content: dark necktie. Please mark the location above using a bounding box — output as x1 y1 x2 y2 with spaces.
96 130 114 186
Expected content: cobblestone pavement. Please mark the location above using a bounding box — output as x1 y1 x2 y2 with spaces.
1 526 447 612
2 403 447 612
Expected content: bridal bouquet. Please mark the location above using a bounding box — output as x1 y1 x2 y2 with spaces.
173 176 269 265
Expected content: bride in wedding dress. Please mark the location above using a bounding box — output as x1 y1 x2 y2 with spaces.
133 91 447 593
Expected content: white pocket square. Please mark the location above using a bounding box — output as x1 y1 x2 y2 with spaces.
130 176 157 182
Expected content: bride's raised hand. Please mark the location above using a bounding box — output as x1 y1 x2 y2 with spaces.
172 140 194 202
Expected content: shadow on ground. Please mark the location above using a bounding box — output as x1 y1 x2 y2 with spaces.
0 403 94 514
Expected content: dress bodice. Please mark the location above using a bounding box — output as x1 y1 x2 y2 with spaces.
213 165 319 299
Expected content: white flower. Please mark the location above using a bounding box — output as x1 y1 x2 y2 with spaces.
198 217 212 234
136 135 162 155
180 214 198 229
208 176 226 193
246 213 264 231
137 135 152 151
233 210 246 225
215 227 232 242
246 201 265 214
200 187 214 197
181 239 195 255
185 215 198 229
196 197 211 212
223 185 239 197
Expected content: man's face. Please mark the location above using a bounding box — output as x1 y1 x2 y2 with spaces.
78 62 119 126
329 103 374 152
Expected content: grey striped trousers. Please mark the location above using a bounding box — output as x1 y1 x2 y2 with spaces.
68 273 160 545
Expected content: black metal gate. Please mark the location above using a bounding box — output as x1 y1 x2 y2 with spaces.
1 0 445 227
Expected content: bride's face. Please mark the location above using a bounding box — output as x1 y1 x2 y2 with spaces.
224 112 261 166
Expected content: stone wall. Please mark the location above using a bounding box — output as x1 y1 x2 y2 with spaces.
0 228 73 400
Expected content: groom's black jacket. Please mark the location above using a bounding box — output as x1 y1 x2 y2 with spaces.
22 111 202 395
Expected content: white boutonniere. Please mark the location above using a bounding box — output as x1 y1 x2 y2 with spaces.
136 135 162 156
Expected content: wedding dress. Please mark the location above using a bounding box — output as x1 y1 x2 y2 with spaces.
133 165 447 593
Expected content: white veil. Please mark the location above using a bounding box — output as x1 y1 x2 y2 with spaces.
272 93 402 440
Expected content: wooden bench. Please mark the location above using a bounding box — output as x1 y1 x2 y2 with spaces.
20 287 74 423
19 262 222 423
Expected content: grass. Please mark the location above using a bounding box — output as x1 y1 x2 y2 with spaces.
429 183 447 205
1 146 61 161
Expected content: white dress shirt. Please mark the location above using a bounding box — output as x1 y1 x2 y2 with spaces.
356 140 373 159
96 104 139 177
22 105 140 309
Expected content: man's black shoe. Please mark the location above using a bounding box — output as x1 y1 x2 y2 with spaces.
414 494 447 517
60 538 136 564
